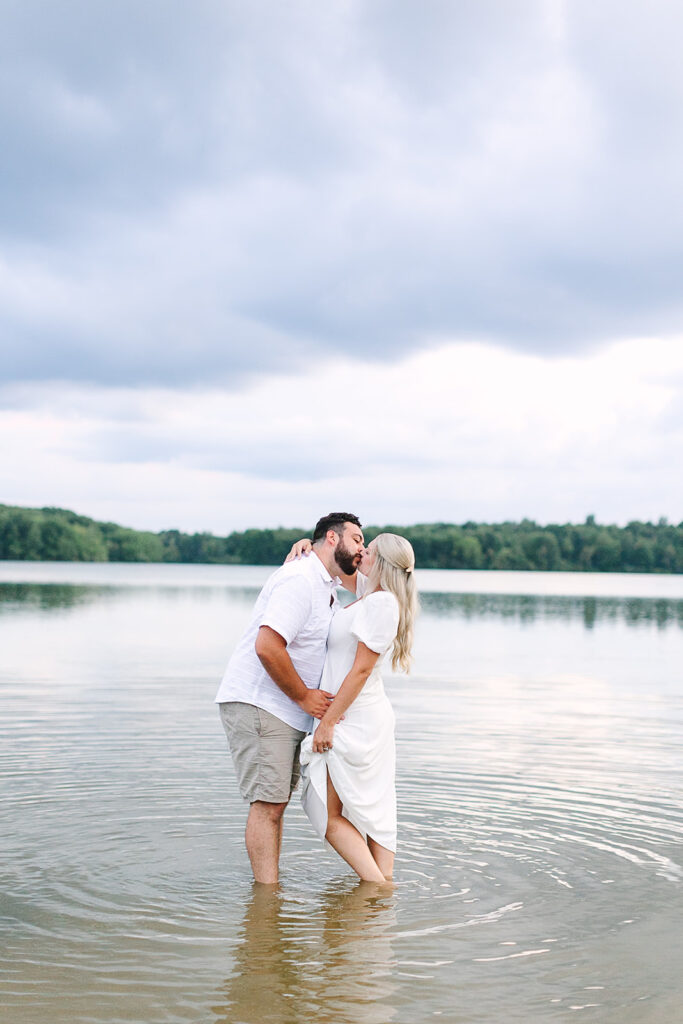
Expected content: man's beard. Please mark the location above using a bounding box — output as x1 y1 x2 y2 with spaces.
334 540 359 576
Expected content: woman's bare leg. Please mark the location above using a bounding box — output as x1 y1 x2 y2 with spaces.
368 837 394 880
325 773 386 883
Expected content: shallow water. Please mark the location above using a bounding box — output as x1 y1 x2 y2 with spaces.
1 563 682 1022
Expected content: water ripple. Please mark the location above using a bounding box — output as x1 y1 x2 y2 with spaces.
2 572 683 1022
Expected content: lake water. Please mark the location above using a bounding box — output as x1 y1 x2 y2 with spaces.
1 562 682 1023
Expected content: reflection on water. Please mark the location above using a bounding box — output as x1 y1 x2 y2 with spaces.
3 581 683 630
421 591 683 629
214 881 397 1024
1 565 682 1023
0 581 108 611
0 581 262 614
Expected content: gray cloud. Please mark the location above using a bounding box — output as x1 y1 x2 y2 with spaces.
2 0 683 391
74 418 437 483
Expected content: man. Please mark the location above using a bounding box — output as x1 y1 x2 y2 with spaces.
216 512 365 884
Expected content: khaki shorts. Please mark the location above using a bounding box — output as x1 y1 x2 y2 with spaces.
218 701 307 804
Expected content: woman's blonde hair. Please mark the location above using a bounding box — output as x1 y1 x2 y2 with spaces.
363 533 418 672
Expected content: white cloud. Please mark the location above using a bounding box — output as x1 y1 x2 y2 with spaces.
3 337 682 531
2 2 683 531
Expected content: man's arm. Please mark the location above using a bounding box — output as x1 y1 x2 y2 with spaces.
254 626 333 719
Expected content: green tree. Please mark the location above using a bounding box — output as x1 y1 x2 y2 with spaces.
2 504 683 573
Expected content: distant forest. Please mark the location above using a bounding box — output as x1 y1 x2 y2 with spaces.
1 504 682 573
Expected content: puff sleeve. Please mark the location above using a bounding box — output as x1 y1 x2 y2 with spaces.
351 592 400 654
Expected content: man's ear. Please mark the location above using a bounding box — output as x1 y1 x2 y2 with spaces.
326 529 338 546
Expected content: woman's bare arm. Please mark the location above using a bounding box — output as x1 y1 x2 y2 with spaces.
284 538 312 561
311 642 379 752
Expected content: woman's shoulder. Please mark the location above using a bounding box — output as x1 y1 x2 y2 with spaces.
351 590 399 653
363 589 398 610
359 590 400 629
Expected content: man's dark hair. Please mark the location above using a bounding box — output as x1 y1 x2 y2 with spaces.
312 512 362 544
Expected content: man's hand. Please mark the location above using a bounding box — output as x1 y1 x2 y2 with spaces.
255 628 340 720
299 688 334 719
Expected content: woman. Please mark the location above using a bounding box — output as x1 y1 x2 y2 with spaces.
298 533 417 883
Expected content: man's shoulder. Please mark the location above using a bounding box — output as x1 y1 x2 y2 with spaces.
263 558 316 594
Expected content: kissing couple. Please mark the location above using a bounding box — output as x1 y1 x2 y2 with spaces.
215 512 417 884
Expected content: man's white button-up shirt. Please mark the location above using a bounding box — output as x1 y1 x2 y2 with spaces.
215 553 341 732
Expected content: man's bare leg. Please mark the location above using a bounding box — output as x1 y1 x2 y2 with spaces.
245 800 287 884
276 811 284 859
324 773 386 883
367 837 394 880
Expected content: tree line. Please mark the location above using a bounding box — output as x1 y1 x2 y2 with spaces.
1 504 682 573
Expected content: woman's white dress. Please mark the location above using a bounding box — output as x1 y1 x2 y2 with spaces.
299 590 400 852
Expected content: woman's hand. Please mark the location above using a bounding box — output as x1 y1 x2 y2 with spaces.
312 719 335 754
285 538 312 562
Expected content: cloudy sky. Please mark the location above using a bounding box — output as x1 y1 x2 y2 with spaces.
2 0 682 533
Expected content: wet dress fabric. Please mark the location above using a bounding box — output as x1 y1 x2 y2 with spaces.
299 591 400 852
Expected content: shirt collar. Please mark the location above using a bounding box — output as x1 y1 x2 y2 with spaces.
311 551 342 589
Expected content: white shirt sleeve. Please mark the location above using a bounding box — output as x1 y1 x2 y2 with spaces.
259 575 313 644
351 592 400 654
